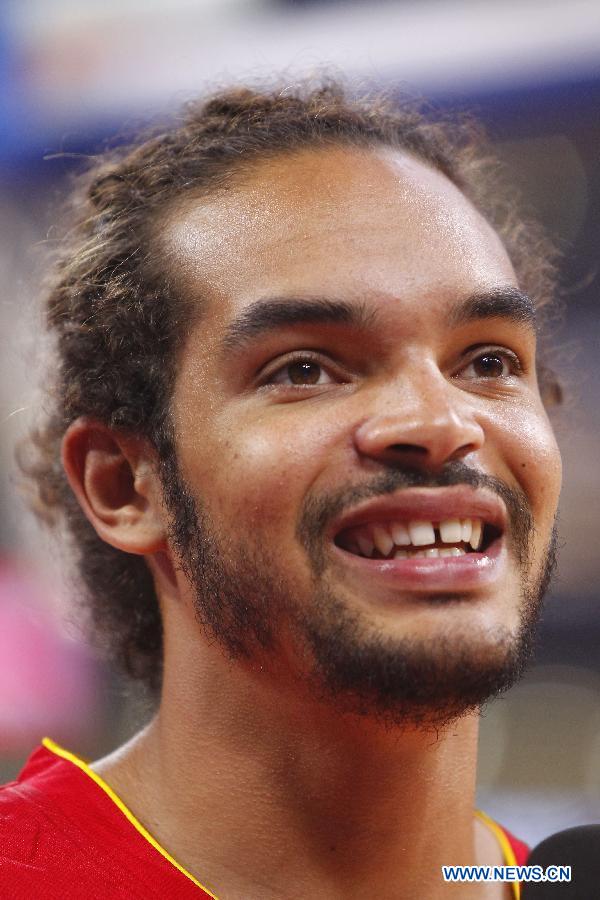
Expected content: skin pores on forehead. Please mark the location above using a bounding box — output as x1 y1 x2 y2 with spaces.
154 144 561 724
163 145 514 316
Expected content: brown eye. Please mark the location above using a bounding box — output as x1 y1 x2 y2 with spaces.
472 353 507 378
287 361 322 384
262 353 339 388
460 348 523 381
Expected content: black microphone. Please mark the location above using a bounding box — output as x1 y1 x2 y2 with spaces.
521 825 600 898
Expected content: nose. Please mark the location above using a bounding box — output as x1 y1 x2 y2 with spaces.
353 369 485 470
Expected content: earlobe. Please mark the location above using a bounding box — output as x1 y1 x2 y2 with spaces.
61 418 167 555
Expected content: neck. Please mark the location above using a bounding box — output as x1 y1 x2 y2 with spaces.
93 634 504 900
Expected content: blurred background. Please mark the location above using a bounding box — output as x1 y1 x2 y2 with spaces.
1 0 599 847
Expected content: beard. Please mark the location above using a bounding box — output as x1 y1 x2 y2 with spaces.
159 453 559 729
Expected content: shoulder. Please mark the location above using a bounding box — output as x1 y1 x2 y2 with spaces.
0 741 206 899
501 825 530 865
0 743 137 897
0 744 63 846
476 809 530 865
0 745 76 894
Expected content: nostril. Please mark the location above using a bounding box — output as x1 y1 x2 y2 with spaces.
389 444 428 455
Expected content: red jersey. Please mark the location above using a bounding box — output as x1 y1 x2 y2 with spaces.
1 739 528 899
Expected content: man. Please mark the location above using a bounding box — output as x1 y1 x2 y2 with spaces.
1 82 562 898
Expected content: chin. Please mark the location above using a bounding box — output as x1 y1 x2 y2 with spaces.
299 583 537 729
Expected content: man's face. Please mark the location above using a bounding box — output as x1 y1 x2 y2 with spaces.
159 145 561 726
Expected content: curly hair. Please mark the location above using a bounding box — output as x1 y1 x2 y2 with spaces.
20 79 563 693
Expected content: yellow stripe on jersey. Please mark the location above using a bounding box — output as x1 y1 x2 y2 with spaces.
476 808 521 900
42 737 220 899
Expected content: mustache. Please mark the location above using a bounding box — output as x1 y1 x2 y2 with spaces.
297 461 534 570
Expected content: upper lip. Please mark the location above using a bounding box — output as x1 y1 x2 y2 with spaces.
329 485 508 540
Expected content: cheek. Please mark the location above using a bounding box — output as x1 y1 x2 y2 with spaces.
185 407 345 532
489 402 562 529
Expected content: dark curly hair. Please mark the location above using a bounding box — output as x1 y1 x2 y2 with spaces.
20 79 563 693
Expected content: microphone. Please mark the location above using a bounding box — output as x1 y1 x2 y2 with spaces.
521 825 600 898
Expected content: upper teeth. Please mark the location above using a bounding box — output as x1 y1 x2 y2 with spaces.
352 518 484 558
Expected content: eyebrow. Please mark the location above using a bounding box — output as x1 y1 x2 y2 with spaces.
221 286 536 353
447 286 536 330
222 297 377 352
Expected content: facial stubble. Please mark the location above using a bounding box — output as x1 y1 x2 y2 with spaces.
161 456 558 729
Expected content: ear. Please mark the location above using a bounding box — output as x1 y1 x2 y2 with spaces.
61 417 167 555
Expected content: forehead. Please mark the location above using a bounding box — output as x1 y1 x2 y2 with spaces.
161 145 516 320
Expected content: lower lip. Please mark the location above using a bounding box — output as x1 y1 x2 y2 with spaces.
332 537 506 592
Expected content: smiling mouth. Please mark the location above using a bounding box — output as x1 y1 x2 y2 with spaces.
334 517 502 560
